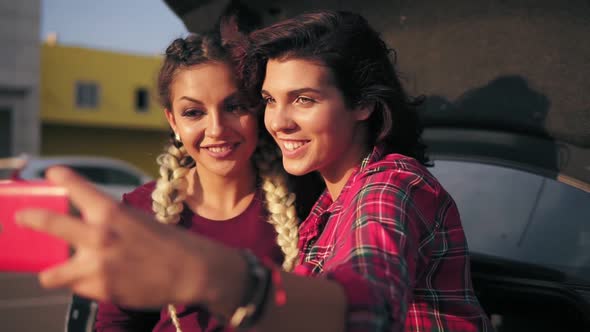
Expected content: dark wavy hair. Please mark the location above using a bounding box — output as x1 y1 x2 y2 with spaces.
229 10 429 164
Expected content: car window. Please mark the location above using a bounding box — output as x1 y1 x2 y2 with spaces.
69 166 142 186
520 179 590 281
430 159 590 282
429 160 545 260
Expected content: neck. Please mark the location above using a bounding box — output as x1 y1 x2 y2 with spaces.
322 151 368 201
321 128 370 201
186 163 257 220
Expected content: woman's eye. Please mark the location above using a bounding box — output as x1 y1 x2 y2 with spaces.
295 96 314 105
182 108 205 118
262 96 275 105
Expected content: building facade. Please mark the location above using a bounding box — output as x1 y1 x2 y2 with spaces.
40 43 169 176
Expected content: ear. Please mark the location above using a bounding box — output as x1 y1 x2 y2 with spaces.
164 108 178 134
354 102 375 121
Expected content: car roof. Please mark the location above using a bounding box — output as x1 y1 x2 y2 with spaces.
424 127 590 193
21 156 150 176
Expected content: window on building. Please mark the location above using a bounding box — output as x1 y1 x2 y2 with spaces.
75 82 100 108
135 88 149 112
0 108 12 157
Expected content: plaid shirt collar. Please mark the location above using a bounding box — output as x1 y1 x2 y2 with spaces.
300 144 387 239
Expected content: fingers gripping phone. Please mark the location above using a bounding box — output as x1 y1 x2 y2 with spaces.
0 178 71 272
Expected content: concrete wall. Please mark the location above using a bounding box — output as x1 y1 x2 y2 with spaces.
0 0 41 156
349 0 590 147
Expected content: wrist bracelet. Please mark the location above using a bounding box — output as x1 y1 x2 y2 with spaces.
228 250 272 329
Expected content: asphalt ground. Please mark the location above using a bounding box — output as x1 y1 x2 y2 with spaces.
0 272 71 332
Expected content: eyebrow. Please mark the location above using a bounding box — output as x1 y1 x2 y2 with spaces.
178 91 241 105
178 96 204 104
261 88 322 96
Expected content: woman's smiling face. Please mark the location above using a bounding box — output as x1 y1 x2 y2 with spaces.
165 62 258 178
261 58 370 181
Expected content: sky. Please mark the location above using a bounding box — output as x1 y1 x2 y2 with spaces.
41 0 188 56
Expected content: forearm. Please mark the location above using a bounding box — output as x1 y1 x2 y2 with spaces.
202 248 346 332
255 272 347 332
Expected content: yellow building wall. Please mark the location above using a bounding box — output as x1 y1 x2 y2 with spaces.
41 124 168 177
41 43 168 129
40 43 172 176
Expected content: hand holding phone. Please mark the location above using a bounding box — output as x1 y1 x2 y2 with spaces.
0 179 70 273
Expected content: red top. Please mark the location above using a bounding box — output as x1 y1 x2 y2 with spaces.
95 182 283 332
293 145 492 331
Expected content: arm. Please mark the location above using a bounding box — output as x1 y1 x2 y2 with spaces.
252 272 347 332
202 253 347 332
15 167 348 331
181 240 347 332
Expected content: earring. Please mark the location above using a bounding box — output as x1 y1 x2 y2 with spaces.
174 132 181 143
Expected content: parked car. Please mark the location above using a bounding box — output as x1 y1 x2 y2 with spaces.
18 156 152 199
424 127 590 331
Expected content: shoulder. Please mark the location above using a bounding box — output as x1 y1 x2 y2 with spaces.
345 154 447 218
121 181 157 212
357 153 440 196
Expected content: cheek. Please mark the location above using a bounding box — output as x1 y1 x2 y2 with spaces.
181 121 206 137
263 111 273 133
308 108 352 146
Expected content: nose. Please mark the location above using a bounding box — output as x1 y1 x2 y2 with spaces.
205 110 225 138
266 105 296 133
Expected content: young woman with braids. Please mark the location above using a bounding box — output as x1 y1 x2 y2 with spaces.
93 32 305 332
18 10 492 332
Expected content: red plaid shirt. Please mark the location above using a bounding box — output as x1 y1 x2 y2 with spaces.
293 145 493 331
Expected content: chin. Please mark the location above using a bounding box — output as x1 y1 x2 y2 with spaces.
282 160 313 176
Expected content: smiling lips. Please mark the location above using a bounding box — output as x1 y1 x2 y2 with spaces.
282 141 306 151
279 139 310 157
201 143 239 158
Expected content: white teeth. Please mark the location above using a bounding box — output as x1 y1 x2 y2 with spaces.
283 141 306 151
207 145 232 153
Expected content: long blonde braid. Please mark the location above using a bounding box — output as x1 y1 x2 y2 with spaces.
151 140 194 332
254 137 300 272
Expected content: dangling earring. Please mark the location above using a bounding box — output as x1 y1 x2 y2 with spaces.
174 132 182 144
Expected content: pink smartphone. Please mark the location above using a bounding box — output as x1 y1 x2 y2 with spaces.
0 179 70 273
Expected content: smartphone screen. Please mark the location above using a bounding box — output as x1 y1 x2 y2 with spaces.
0 180 70 273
